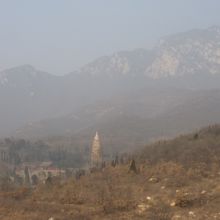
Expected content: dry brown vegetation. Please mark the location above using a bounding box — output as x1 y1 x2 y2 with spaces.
1 125 220 219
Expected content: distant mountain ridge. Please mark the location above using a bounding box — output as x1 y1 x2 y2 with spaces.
70 26 220 79
1 26 220 140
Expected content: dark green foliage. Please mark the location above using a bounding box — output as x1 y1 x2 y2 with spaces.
0 138 50 164
0 138 86 168
49 150 85 168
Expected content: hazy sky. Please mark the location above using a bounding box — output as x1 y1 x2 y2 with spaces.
0 0 220 74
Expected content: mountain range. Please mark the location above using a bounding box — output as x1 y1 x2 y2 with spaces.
1 26 220 152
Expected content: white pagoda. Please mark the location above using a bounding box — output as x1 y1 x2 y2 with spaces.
91 132 102 168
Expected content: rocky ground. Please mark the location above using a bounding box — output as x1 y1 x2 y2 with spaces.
1 163 220 220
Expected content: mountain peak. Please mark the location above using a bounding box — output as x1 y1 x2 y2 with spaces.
145 26 220 78
0 65 54 80
2 64 36 73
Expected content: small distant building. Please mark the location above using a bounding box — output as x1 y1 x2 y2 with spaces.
91 132 102 168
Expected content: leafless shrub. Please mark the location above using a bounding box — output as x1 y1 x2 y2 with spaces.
145 203 172 220
174 191 208 208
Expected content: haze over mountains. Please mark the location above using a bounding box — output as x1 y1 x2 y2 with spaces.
1 26 220 151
